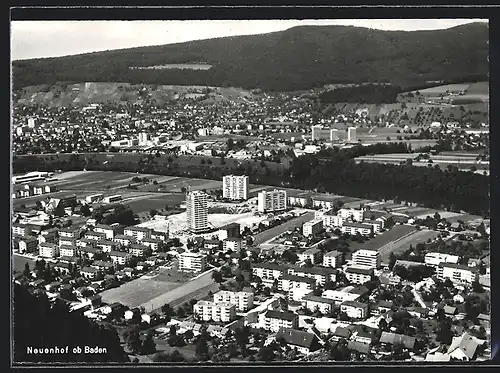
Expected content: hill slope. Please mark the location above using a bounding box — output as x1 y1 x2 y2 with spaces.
12 23 489 92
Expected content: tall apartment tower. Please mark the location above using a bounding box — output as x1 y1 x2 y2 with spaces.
223 175 249 200
311 125 322 141
186 190 209 233
258 189 287 213
347 127 357 143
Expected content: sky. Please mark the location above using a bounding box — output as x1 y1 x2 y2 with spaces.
11 19 488 61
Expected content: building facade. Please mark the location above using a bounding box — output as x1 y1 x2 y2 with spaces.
186 191 209 233
257 189 287 213
352 249 380 269
223 175 249 201
178 252 207 273
194 300 236 322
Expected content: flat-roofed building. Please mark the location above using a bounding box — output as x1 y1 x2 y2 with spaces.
303 219 324 237
263 310 299 332
302 293 336 314
178 252 207 273
341 222 373 236
213 290 254 311
287 266 337 286
345 266 374 284
340 300 368 319
39 242 59 258
425 252 460 266
109 250 132 266
352 249 380 269
223 175 249 201
194 300 236 323
258 189 287 213
323 250 343 268
279 274 316 293
18 236 38 253
124 226 151 241
128 243 149 257
114 234 136 247
298 248 323 265
437 263 479 284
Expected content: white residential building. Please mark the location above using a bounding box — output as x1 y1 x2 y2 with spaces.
338 208 364 222
213 290 254 311
123 226 151 241
258 189 287 213
194 300 236 323
59 245 77 257
323 214 345 228
341 222 373 236
263 310 299 332
18 236 38 253
437 263 479 284
425 253 460 266
322 289 361 305
340 300 368 319
186 191 209 233
222 175 249 200
345 266 373 284
347 127 357 142
298 248 323 265
303 219 324 237
278 275 316 293
222 238 244 252
302 294 336 314
178 252 207 273
39 243 59 258
352 249 380 269
252 263 288 281
109 251 132 266
323 251 343 268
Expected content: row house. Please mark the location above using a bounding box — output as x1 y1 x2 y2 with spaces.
287 266 337 286
123 226 151 241
96 240 118 253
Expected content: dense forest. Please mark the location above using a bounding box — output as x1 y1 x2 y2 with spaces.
13 284 129 363
12 142 489 217
12 23 488 92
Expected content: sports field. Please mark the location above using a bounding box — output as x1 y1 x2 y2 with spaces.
349 224 416 253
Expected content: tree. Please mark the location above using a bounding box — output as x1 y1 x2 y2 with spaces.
176 307 186 319
378 318 388 332
388 253 397 270
140 331 156 355
211 270 223 283
127 331 142 354
23 263 31 277
149 209 158 217
472 280 485 293
195 335 209 360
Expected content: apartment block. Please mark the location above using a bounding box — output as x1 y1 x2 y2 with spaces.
345 266 374 284
302 294 336 314
213 290 254 311
39 242 59 258
258 189 287 213
437 263 479 284
123 226 151 241
303 219 324 237
186 191 209 233
323 250 343 268
178 252 207 273
341 222 373 236
298 248 323 265
18 236 38 253
194 300 236 323
352 249 380 269
263 310 299 332
223 175 249 201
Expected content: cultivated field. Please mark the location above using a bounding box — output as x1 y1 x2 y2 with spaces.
409 83 473 95
123 194 186 213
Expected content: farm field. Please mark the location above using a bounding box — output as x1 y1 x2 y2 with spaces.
408 83 474 95
123 193 186 214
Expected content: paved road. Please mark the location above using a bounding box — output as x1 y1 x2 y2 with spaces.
253 211 315 246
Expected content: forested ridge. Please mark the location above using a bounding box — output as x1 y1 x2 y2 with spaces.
12 142 490 217
13 284 129 363
12 23 488 92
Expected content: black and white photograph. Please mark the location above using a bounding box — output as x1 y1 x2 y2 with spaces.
10 12 492 366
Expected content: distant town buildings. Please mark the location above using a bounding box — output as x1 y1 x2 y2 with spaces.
223 175 249 201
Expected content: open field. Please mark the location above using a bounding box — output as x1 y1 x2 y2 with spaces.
465 81 489 95
378 229 441 264
253 211 315 245
13 254 36 274
139 269 216 312
408 83 474 95
349 224 417 253
123 193 186 213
